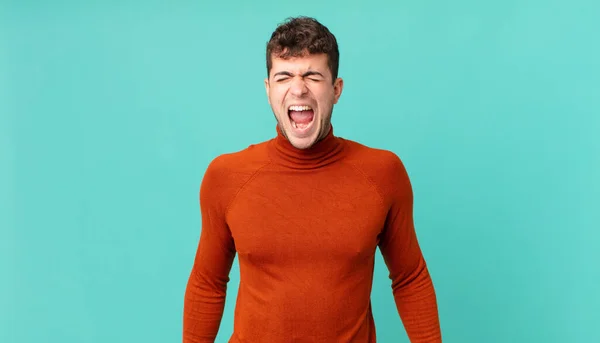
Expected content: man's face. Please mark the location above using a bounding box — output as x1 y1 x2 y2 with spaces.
265 52 343 150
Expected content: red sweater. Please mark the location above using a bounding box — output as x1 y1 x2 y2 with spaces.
183 125 441 342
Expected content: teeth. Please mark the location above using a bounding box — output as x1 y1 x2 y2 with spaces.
291 121 309 130
289 105 312 111
292 121 309 129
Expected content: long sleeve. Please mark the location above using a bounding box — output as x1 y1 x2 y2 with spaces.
377 155 442 342
183 158 237 342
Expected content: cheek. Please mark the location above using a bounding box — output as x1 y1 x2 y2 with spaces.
314 87 335 102
316 93 335 110
270 89 287 107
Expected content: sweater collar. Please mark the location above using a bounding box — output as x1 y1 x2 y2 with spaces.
268 124 346 170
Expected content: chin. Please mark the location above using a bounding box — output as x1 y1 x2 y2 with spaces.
281 123 311 145
288 136 318 150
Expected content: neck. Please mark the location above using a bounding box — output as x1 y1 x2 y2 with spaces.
268 124 345 170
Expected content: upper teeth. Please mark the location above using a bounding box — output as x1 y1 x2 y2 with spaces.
289 105 312 111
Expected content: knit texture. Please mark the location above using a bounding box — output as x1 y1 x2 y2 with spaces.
183 125 441 342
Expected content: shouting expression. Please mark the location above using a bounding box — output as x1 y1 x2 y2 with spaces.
265 52 343 149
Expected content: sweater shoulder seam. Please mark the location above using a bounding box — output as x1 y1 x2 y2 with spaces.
223 160 273 218
343 160 386 206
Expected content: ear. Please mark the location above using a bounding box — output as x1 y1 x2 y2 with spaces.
264 78 270 104
333 77 344 104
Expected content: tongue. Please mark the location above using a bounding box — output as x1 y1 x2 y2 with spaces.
290 110 314 124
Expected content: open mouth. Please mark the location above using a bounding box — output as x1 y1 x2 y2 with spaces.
288 105 315 131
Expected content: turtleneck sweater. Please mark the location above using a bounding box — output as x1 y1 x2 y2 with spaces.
183 125 441 342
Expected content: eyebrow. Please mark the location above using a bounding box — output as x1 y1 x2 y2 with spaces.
273 70 325 78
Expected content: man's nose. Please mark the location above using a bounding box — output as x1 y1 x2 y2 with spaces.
289 77 308 96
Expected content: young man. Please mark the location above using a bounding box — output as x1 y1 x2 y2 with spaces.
183 16 442 342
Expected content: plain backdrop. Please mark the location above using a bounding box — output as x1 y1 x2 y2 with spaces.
1 1 599 342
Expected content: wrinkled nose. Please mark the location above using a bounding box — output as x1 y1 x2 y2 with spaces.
289 78 308 97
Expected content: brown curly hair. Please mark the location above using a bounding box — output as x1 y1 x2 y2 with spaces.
266 16 340 82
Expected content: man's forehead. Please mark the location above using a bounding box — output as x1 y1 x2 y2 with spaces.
270 53 329 73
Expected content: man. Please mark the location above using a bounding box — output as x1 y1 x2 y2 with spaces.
183 16 441 342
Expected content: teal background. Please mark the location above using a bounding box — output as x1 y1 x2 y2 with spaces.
1 1 599 342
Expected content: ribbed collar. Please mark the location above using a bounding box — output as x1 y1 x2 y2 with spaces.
268 124 346 170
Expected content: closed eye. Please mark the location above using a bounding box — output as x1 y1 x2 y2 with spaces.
272 70 325 83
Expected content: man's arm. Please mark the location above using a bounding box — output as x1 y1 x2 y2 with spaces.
183 159 237 342
377 154 442 342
